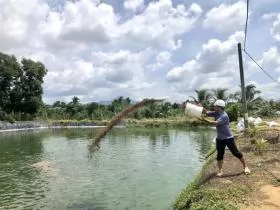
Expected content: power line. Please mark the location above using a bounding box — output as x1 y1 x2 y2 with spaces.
244 0 250 50
244 50 280 86
242 0 280 86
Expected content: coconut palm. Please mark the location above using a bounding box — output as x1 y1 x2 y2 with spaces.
246 84 262 102
190 89 210 102
234 84 262 103
211 88 229 101
234 84 263 113
227 93 239 103
190 89 212 108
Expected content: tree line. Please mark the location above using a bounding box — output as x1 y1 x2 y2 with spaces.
40 86 280 122
1 52 280 123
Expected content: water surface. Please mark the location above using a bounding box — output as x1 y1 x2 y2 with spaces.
0 127 215 209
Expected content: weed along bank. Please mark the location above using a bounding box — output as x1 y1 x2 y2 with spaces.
174 117 280 210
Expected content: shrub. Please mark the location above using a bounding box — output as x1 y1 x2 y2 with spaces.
255 138 268 155
226 103 239 122
256 104 276 117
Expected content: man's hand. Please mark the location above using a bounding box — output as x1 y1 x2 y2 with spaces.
198 117 209 123
198 118 217 126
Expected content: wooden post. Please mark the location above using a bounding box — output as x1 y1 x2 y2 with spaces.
237 43 249 132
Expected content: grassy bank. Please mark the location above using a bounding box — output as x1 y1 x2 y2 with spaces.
173 146 249 210
173 122 280 210
46 117 208 128
125 117 208 127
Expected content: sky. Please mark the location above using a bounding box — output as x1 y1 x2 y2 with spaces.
0 0 280 104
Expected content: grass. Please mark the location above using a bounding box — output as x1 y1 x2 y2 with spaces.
47 116 209 128
173 135 252 210
125 117 208 128
174 183 248 210
174 124 280 210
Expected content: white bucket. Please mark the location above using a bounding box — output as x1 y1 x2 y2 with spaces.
185 103 203 118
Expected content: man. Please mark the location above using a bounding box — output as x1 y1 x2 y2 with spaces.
199 99 250 177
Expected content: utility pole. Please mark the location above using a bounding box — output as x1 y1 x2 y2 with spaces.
237 43 249 132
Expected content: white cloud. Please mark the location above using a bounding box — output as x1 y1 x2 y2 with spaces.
123 0 144 12
262 46 280 67
203 1 247 33
91 49 150 83
262 13 278 20
1 0 280 103
198 31 243 74
121 1 203 50
196 75 233 90
59 1 118 43
0 0 50 51
156 51 172 65
270 14 280 41
247 81 280 100
167 31 244 85
0 0 204 103
246 46 280 74
24 48 155 103
166 60 198 82
148 51 172 71
38 0 120 52
37 0 202 52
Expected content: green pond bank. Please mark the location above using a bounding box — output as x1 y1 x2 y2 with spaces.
173 129 280 210
0 117 208 131
172 146 247 210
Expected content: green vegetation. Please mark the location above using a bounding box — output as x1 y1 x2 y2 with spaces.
254 138 269 155
27 86 280 123
174 148 249 210
0 52 47 122
174 184 247 210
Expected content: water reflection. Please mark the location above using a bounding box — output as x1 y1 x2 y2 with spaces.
50 128 95 140
0 127 215 210
0 131 48 208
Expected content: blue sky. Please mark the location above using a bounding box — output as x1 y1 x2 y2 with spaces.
1 0 280 103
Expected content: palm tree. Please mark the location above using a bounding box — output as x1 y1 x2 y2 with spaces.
211 88 229 101
72 96 80 105
190 89 211 103
234 84 262 103
246 84 262 102
190 89 212 109
234 84 263 113
227 93 239 103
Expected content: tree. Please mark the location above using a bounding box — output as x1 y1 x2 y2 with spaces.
65 96 85 118
190 89 211 108
233 84 263 114
52 101 66 108
71 96 80 105
125 97 131 105
10 58 48 115
245 84 262 103
159 102 172 117
110 96 131 114
0 53 47 117
211 88 228 101
234 84 262 103
0 53 21 112
87 102 99 119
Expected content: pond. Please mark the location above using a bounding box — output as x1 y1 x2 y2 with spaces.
0 127 215 210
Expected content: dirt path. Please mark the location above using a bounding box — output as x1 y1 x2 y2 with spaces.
244 185 280 210
198 141 280 210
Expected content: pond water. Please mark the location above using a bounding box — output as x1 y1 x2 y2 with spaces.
0 127 215 210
